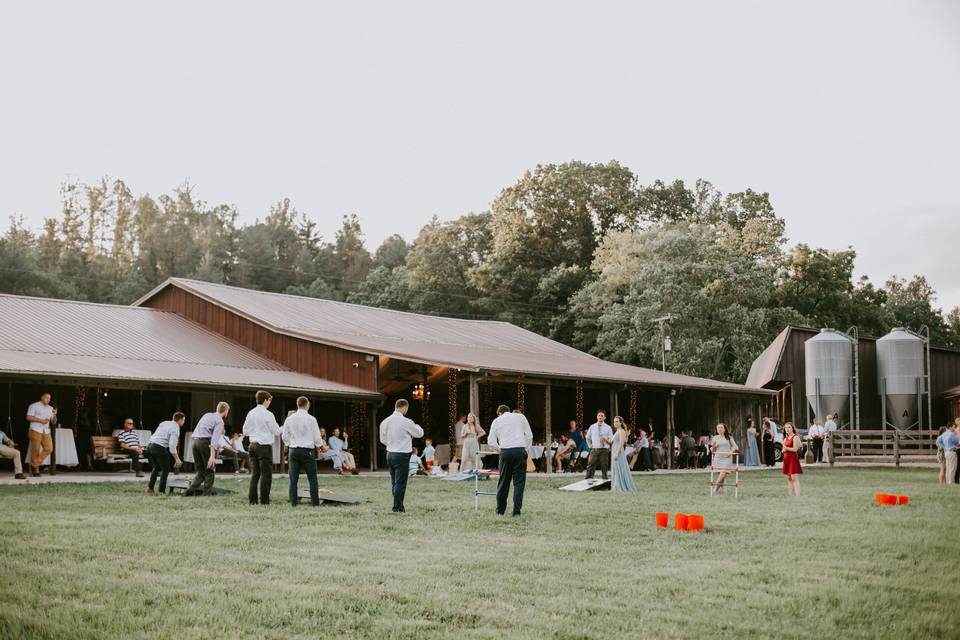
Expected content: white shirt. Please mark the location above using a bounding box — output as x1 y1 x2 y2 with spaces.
26 401 55 434
149 420 180 454
823 419 837 432
379 411 424 453
242 404 281 445
809 424 825 438
281 409 323 449
769 421 783 444
586 422 614 449
487 412 533 450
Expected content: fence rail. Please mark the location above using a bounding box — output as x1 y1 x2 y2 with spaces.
829 430 939 468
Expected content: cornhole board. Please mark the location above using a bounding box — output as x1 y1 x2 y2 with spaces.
297 488 362 505
166 479 234 496
559 478 611 492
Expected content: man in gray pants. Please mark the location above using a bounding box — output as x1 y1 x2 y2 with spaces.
187 402 230 495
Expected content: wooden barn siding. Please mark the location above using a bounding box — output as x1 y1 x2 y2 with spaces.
145 287 378 392
775 327 960 428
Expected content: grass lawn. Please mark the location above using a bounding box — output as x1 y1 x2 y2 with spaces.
1 466 958 640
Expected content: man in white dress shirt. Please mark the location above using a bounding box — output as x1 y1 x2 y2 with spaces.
379 399 424 513
242 390 281 505
487 404 533 516
281 396 323 507
584 410 613 480
25 392 56 477
808 418 825 463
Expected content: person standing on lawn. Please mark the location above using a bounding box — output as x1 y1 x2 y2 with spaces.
25 392 55 477
145 412 184 494
822 414 838 462
379 398 423 513
584 410 613 480
941 420 959 485
781 422 803 496
0 427 24 479
808 418 825 464
487 404 533 516
282 396 323 507
187 402 229 496
242 390 280 505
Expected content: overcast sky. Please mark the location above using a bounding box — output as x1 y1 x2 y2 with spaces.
1 1 958 310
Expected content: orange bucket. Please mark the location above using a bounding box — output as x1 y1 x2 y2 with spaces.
874 493 890 506
881 494 897 506
898 495 909 505
674 513 688 531
687 514 704 531
655 512 669 528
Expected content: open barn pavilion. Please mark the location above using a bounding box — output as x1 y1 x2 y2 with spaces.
0 278 771 471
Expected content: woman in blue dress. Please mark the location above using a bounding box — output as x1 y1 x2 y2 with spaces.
610 416 637 493
743 417 760 466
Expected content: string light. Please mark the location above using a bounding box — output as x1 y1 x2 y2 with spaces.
419 369 431 431
95 387 103 435
630 385 638 430
482 382 493 427
575 380 584 429
448 369 458 447
74 386 85 433
516 381 525 414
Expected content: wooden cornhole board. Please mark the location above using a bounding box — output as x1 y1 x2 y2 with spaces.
559 478 611 492
297 488 362 505
166 479 234 496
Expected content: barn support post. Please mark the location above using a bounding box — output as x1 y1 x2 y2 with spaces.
544 384 553 473
367 402 378 471
667 391 676 470
469 374 479 420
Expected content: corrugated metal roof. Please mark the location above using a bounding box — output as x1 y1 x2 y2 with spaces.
745 326 792 388
136 278 772 396
0 294 376 398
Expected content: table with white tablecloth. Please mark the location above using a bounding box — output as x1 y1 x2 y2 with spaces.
25 428 79 467
528 445 545 460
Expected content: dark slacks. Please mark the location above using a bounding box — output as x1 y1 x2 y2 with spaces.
812 438 823 463
223 448 249 472
639 448 653 471
387 451 410 512
123 448 142 472
248 443 273 505
585 447 610 479
147 443 172 493
188 437 215 494
288 447 319 506
496 447 528 516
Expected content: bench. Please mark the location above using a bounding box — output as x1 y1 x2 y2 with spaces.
91 436 149 470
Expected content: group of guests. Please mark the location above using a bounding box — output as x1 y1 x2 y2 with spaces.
936 418 960 484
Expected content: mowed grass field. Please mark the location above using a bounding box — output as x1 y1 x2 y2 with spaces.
1 467 958 640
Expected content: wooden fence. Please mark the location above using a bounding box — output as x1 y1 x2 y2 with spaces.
828 429 939 468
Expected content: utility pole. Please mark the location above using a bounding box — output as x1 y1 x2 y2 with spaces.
652 315 674 371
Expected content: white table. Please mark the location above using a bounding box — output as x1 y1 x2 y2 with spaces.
529 445 545 459
25 428 79 467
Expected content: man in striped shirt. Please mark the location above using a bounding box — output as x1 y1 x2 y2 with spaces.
146 413 185 494
117 418 144 478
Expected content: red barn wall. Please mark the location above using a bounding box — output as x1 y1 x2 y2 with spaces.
144 286 377 392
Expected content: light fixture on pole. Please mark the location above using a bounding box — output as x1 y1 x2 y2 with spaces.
652 315 675 372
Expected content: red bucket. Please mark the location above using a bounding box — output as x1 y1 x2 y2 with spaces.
687 514 704 532
674 513 689 531
655 512 669 528
881 494 897 506
897 495 909 506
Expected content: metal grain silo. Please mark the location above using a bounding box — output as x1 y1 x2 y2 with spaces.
804 329 854 423
876 328 926 428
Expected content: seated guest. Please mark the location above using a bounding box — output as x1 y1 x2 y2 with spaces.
218 432 250 474
630 430 653 471
117 418 144 477
316 428 342 470
328 427 358 475
554 434 576 472
230 432 249 472
408 446 426 477
0 427 24 479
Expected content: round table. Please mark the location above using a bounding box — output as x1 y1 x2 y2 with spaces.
25 428 79 467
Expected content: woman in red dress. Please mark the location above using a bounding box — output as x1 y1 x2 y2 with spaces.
781 422 803 496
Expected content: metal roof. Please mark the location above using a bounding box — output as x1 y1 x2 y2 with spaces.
0 294 377 399
745 326 792 388
136 278 772 396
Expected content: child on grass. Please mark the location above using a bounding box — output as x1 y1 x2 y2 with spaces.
422 439 436 470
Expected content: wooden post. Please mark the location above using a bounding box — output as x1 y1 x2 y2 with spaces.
667 392 675 470
827 430 835 468
893 429 900 469
545 384 553 473
368 402 378 471
610 389 618 418
469 374 479 419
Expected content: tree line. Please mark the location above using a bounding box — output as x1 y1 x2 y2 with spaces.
2 161 957 383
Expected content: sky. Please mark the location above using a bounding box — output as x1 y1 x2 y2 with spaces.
1 1 959 311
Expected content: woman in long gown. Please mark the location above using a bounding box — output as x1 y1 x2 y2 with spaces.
610 416 636 493
458 413 485 472
781 422 803 496
743 418 760 466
